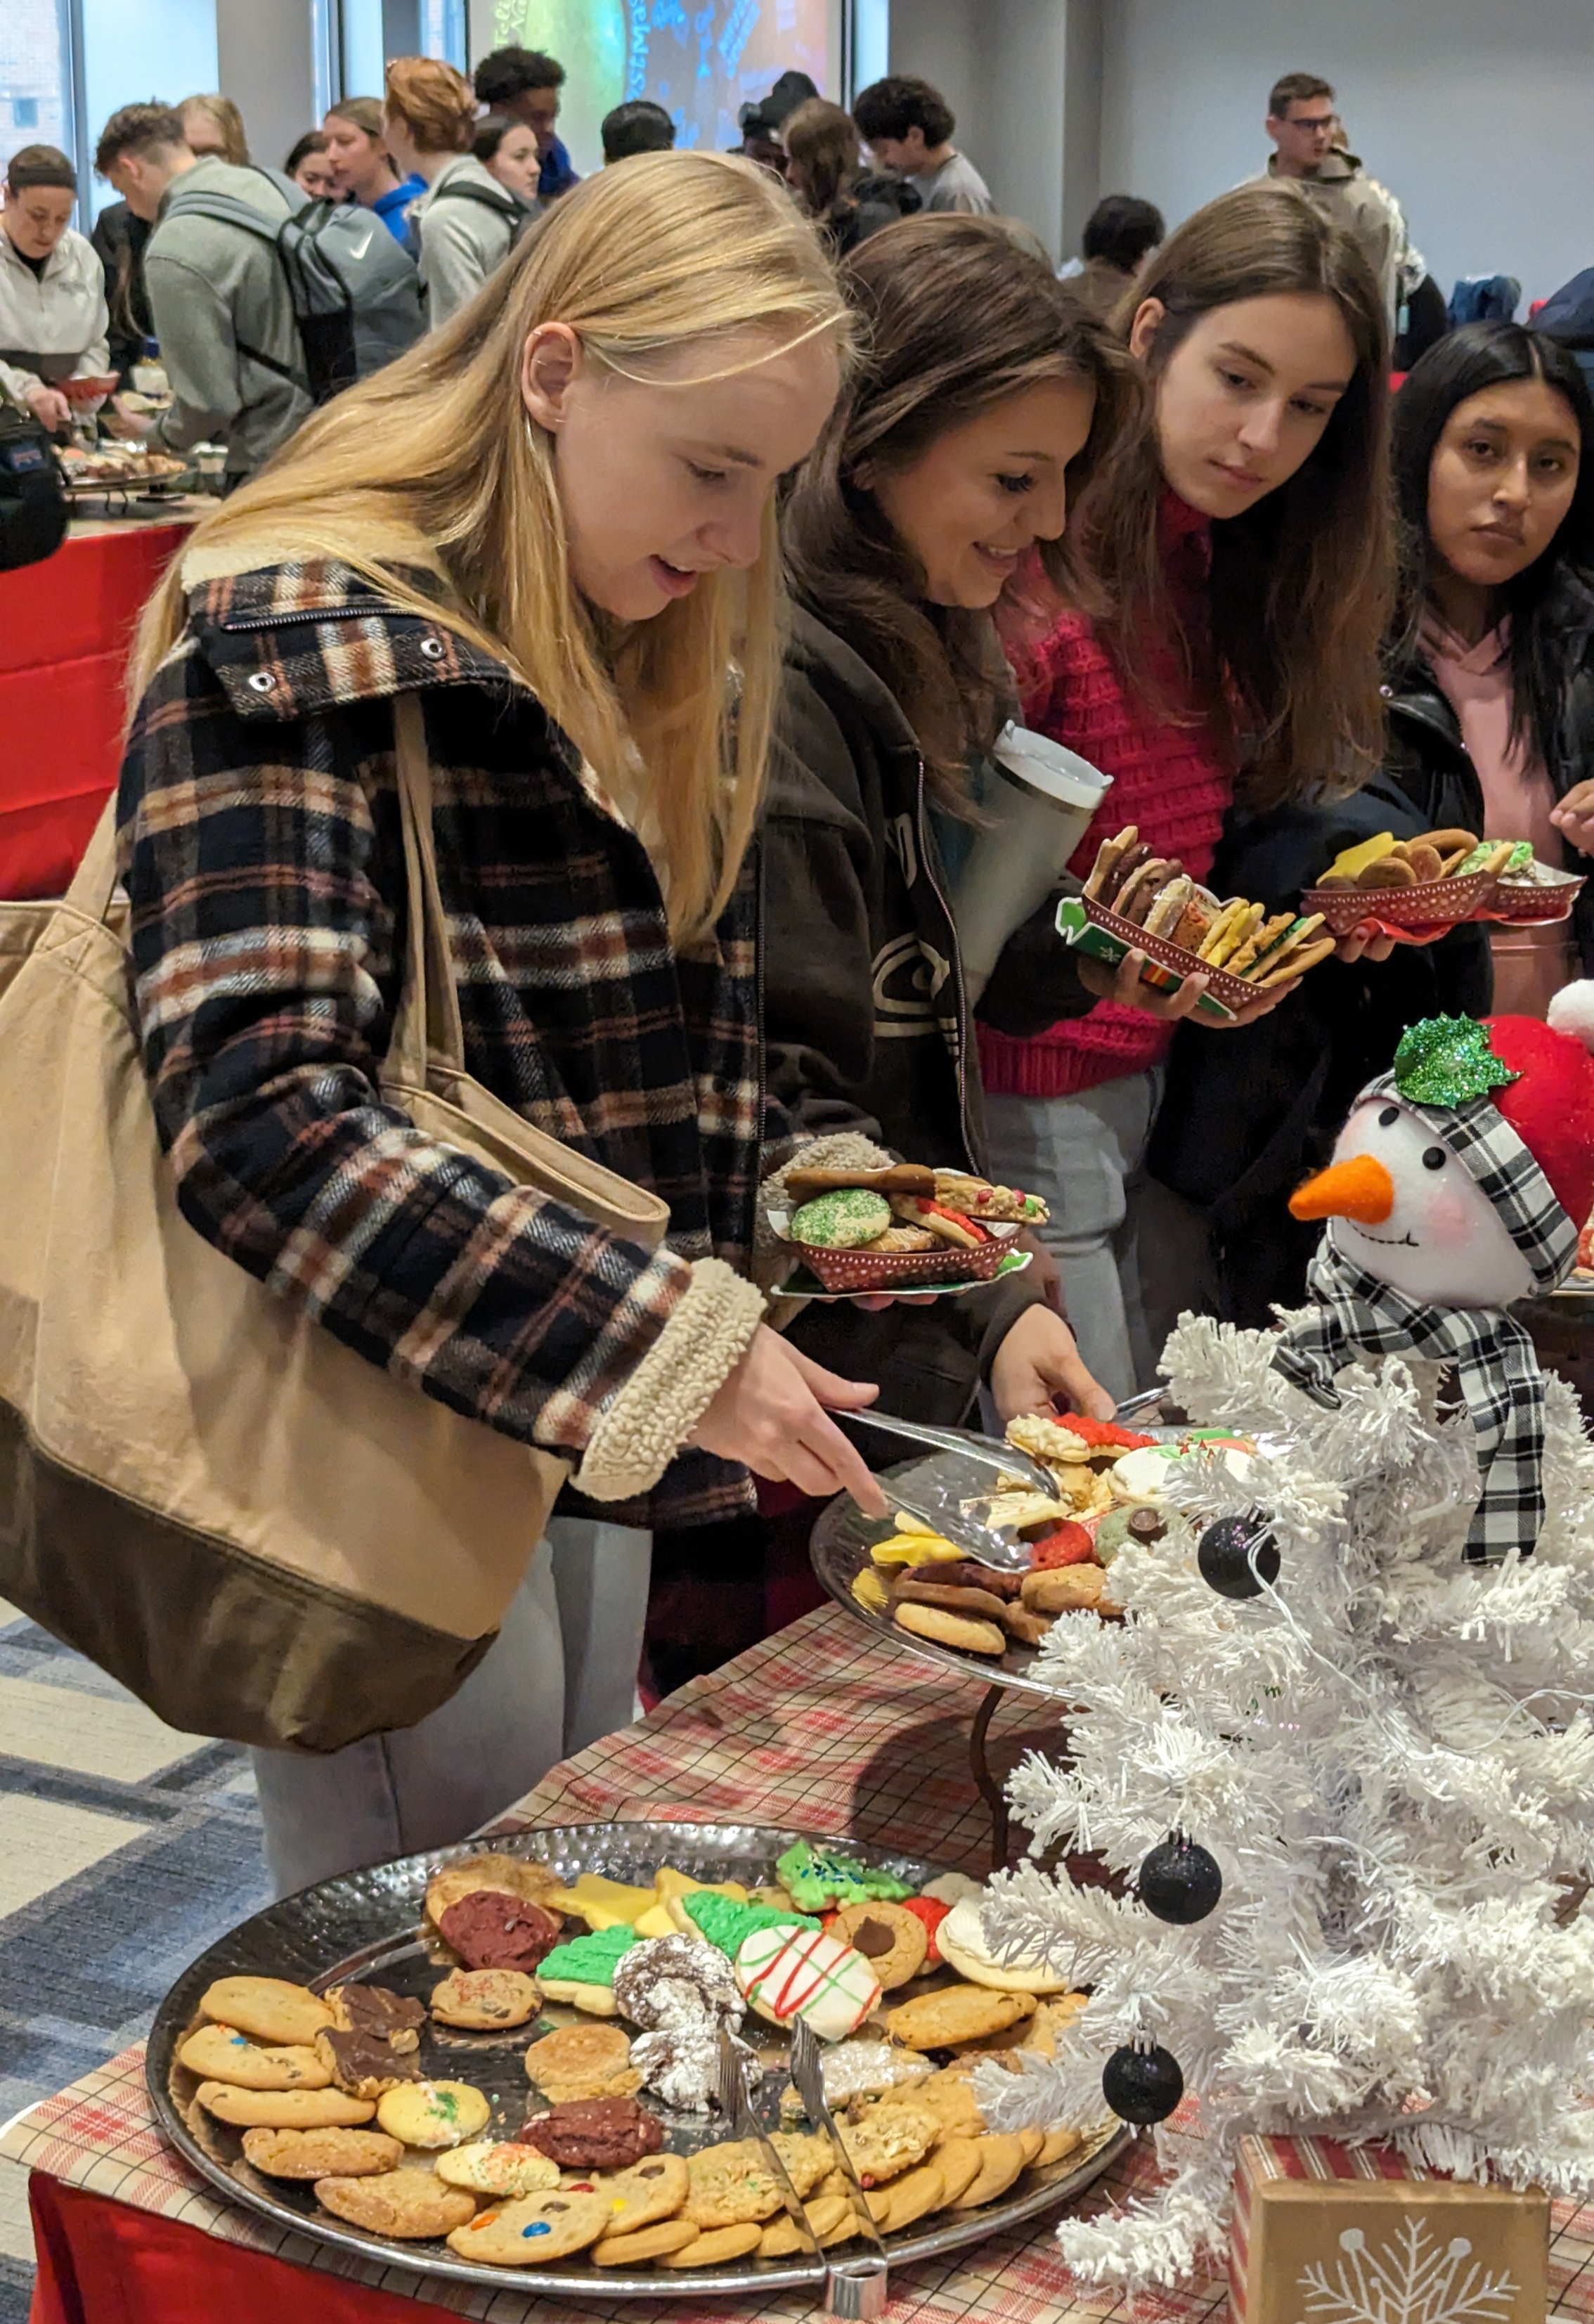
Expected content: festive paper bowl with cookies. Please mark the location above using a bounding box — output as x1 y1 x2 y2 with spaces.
775 1223 1028 1296
1479 865 1586 926
1301 867 1498 944
1059 896 1265 1020
150 1821 1125 2300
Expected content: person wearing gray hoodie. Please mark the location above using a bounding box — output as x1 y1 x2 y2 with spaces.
1246 72 1402 328
96 103 311 487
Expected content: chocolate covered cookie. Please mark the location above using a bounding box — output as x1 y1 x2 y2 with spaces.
439 1892 562 1974
520 2095 665 2171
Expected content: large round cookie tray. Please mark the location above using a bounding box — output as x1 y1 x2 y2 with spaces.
149 1820 1127 2300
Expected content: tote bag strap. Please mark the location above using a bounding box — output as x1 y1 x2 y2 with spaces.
65 796 124 924
388 688 467 1079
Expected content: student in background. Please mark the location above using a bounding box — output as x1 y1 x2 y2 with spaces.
852 76 992 216
285 131 337 202
782 98 919 257
474 114 543 207
383 58 517 328
1064 194 1165 316
178 94 250 169
979 183 1394 1399
0 146 110 430
602 101 675 164
473 46 578 199
323 96 425 242
1247 72 1401 327
96 102 309 488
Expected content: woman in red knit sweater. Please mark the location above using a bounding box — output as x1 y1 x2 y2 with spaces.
980 183 1394 1397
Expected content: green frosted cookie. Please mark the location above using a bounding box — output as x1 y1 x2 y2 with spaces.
789 1189 893 1249
536 1924 637 1987
775 1842 913 1913
682 1891 819 1959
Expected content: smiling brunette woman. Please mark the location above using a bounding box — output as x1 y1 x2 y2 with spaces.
766 214 1143 1437
117 152 871 1892
978 181 1394 1398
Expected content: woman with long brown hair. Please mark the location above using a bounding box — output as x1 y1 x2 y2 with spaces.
766 213 1143 1433
118 151 874 1891
781 98 916 257
978 181 1396 1399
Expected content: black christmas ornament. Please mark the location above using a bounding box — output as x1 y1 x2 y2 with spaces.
1197 1513 1280 1600
1138 1831 1223 1924
1102 2039 1184 2126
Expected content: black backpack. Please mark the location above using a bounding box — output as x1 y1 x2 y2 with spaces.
426 178 540 255
0 401 67 572
162 174 426 403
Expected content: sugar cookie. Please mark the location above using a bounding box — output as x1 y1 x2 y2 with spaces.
375 2079 491 2148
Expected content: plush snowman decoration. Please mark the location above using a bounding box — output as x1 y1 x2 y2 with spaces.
1273 994 1594 1562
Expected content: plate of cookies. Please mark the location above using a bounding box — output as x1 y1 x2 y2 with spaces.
812 1405 1251 1693
769 1164 1040 1298
149 1821 1125 2297
1304 829 1585 942
1061 827 1337 1020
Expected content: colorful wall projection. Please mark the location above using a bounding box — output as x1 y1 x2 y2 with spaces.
488 0 832 173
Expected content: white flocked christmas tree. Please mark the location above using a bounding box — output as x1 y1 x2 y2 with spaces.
973 1315 1594 2293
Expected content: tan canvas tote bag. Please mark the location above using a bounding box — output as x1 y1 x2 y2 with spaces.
0 692 668 1751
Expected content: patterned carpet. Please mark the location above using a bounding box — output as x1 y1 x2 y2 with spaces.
0 1597 271 2318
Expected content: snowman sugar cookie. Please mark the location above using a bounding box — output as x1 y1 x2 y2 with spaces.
1274 993 1594 1563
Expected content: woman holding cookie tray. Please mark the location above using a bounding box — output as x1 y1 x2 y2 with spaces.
977 182 1397 1398
116 152 886 1892
763 214 1140 1433
1153 321 1594 1326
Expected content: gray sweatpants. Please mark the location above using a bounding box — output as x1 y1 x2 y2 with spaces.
250 1518 652 1896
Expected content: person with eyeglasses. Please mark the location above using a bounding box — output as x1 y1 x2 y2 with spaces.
1245 72 1404 330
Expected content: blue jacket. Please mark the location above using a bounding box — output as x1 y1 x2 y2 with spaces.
372 174 425 245
538 136 579 198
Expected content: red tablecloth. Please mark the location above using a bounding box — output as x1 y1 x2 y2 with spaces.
0 509 200 899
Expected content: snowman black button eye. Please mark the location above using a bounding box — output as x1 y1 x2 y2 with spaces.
1422 1146 1447 1171
1378 1106 1399 1128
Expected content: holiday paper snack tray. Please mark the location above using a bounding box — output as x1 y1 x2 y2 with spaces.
149 1820 1125 2300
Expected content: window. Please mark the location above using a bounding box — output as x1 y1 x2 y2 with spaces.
1 0 70 178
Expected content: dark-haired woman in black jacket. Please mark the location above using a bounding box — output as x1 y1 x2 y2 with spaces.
1149 321 1594 1329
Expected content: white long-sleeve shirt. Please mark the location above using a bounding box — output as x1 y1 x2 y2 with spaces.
0 224 110 407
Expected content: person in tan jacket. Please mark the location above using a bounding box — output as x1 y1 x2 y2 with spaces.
1247 71 1403 328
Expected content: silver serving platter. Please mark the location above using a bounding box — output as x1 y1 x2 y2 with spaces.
812 1414 1190 1696
149 1820 1127 2300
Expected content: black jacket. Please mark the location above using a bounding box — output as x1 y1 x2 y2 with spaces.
89 201 153 385
1149 669 1495 1326
763 605 1092 1424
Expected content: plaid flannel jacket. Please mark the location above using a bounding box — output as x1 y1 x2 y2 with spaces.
117 558 767 1530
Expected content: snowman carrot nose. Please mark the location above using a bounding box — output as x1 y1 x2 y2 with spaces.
1288 1154 1396 1224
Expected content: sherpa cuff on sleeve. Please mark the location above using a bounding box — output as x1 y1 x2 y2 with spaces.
574 1257 766 1502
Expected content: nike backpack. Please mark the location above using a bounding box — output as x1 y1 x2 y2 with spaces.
163 177 426 402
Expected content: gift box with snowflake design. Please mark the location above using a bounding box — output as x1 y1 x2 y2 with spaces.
1231 2134 1548 2324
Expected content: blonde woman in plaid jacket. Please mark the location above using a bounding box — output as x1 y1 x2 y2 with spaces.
117 153 878 1891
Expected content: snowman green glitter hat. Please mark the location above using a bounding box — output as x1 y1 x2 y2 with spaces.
1292 998 1594 1296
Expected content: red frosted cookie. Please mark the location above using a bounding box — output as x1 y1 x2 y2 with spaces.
439 1891 562 1973
899 1896 950 1963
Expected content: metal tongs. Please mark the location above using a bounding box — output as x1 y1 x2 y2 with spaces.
844 1412 1065 1573
789 2019 889 2318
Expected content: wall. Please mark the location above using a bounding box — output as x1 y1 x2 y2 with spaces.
1100 0 1594 309
885 0 1098 264
216 0 314 170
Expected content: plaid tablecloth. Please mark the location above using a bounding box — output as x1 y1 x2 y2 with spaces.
6 1603 1594 2322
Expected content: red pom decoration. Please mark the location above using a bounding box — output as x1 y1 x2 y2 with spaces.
1487 1011 1594 1230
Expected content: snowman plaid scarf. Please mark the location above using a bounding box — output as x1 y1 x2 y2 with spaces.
1272 1072 1580 1563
